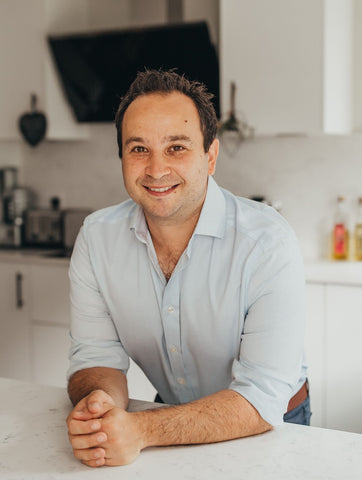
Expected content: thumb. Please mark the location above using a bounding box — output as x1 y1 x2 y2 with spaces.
87 390 115 415
73 389 115 420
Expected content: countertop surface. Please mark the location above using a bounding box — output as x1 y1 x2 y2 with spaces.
1 377 362 480
0 248 70 266
304 261 362 285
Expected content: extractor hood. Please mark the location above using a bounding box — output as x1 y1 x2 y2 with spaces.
47 21 219 123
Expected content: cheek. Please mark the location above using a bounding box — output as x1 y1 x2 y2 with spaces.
122 161 141 182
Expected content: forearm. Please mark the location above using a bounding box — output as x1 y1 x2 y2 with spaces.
68 366 129 410
136 389 271 448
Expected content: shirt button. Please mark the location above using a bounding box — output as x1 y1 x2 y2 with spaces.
167 306 175 313
177 377 186 385
170 345 178 354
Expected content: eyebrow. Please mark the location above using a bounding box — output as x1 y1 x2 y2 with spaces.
162 135 193 144
124 134 193 148
124 136 144 147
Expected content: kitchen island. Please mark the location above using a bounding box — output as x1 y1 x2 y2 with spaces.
1 378 361 479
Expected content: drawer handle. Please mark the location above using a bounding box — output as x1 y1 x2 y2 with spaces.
15 272 23 309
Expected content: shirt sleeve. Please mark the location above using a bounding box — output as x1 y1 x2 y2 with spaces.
228 232 306 425
67 224 130 380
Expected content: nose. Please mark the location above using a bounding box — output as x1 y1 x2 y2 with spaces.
145 153 171 179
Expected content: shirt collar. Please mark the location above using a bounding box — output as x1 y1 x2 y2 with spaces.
193 176 226 239
130 175 226 241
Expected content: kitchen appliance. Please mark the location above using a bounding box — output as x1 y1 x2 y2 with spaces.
23 208 62 247
0 167 34 247
23 208 91 251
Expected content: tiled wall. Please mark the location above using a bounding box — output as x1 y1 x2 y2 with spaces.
2 129 362 261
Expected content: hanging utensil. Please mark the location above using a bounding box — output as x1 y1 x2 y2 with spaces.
218 82 254 156
18 93 47 147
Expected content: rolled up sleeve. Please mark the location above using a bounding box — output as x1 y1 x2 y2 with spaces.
67 224 130 380
229 234 306 425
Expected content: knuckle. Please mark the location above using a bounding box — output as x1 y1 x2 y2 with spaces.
70 436 79 449
67 418 76 432
73 449 83 460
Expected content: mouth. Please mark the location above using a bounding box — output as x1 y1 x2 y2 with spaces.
144 184 179 196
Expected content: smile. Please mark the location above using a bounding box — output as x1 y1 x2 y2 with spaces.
147 186 174 192
144 184 179 195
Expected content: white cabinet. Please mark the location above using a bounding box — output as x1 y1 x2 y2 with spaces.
325 284 362 433
305 280 362 433
0 258 70 387
220 0 357 135
32 323 70 387
0 262 31 380
30 263 71 387
305 283 325 428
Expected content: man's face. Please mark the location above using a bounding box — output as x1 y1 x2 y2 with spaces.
121 91 218 226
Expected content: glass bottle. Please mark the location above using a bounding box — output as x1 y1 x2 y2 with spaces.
354 197 362 261
332 196 349 260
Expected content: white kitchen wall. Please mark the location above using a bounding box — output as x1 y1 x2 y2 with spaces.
215 134 362 261
5 129 361 262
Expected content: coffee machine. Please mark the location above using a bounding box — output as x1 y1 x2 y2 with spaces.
0 167 33 247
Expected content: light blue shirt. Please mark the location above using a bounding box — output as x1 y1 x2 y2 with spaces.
68 176 307 425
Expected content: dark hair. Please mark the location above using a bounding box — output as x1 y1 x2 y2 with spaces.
114 69 218 158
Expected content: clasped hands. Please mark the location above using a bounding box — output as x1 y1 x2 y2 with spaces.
67 390 146 467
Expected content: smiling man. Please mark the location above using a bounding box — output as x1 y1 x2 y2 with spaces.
66 70 309 467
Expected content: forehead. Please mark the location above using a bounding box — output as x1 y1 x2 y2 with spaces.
122 91 201 130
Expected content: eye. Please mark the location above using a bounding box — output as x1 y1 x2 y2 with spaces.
132 146 148 153
169 145 185 152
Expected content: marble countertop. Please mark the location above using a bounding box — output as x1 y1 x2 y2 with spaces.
1 377 361 480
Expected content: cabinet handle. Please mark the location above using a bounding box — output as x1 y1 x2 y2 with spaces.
15 272 23 309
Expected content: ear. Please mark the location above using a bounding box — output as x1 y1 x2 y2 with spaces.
207 138 219 175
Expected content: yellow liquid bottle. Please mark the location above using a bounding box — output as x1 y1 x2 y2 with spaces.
354 197 362 261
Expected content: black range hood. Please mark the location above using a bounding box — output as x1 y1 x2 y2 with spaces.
47 21 220 123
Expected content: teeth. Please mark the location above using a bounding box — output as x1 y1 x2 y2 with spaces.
148 186 173 192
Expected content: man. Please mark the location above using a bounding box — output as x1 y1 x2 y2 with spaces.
66 70 308 468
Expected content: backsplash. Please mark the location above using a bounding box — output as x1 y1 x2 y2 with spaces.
1 128 362 261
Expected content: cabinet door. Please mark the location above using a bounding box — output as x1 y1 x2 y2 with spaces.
220 0 324 135
305 283 325 428
30 264 70 325
32 324 70 387
0 262 31 380
325 284 362 433
30 263 71 386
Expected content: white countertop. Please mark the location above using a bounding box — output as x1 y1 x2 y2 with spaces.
0 248 69 266
305 261 362 286
1 377 361 480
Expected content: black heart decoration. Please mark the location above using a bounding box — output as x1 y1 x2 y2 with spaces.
18 94 47 147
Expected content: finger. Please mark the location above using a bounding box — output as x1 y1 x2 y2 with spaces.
68 418 101 435
73 447 106 467
70 431 107 450
86 390 115 416
68 397 95 422
83 458 105 468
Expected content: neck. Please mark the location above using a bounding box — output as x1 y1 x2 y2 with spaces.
146 210 200 254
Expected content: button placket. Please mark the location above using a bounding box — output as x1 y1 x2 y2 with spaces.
161 274 189 395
